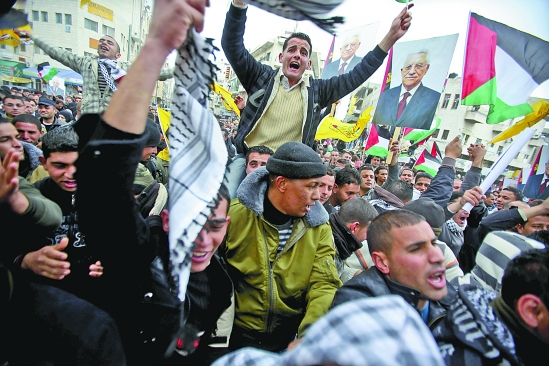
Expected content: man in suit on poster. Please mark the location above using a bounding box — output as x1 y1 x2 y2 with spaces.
321 34 363 79
373 50 440 130
523 161 549 200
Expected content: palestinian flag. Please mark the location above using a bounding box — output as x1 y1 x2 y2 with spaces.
462 13 549 124
530 146 542 176
414 147 440 177
324 35 336 68
516 169 525 191
364 124 391 157
403 118 441 145
431 141 442 163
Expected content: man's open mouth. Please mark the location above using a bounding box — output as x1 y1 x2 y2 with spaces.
289 61 300 70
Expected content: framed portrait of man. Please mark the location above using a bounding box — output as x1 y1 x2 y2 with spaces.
372 34 458 130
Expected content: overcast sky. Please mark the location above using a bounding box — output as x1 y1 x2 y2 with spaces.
196 0 549 98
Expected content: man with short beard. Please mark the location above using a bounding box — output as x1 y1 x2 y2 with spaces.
332 210 456 331
2 95 24 120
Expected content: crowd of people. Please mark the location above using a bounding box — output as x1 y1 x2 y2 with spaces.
1 0 548 365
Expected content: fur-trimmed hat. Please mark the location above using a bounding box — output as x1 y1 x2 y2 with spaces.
266 142 326 179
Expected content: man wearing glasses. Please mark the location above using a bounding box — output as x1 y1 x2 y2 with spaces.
321 35 363 79
373 50 440 130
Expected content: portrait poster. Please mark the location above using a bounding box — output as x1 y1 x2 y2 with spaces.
320 22 380 123
48 76 66 98
321 22 379 80
372 34 458 130
536 144 549 175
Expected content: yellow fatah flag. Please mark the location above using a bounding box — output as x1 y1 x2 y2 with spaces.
315 106 373 142
489 100 549 143
211 83 240 117
0 25 32 47
80 0 91 8
157 107 171 161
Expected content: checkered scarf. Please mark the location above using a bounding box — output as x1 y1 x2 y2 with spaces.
97 59 126 92
167 30 227 302
247 0 345 33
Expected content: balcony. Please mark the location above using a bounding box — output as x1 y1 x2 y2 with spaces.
464 109 487 123
491 123 508 133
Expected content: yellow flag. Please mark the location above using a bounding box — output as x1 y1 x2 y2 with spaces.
211 83 240 117
489 100 549 143
157 107 171 161
0 25 32 47
80 0 91 8
315 106 373 142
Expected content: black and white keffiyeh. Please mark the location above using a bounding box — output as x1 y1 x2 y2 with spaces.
246 0 345 33
168 30 227 302
98 59 126 92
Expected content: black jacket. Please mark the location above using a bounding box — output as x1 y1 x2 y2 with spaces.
332 267 457 328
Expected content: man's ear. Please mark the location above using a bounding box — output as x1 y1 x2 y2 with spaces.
39 155 46 167
425 64 430 73
371 251 390 274
279 53 283 63
275 176 288 193
161 209 169 233
516 294 547 329
348 221 360 235
306 60 312 70
115 53 122 60
332 183 339 193
516 223 524 234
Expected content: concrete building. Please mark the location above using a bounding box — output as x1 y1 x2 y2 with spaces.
1 0 173 103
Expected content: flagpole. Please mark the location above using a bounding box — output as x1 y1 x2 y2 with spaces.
386 127 401 163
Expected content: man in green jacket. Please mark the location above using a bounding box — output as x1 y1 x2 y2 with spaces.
224 141 341 352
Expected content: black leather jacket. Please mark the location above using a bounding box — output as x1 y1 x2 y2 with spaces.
332 267 457 328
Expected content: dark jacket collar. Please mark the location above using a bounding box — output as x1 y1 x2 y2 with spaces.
329 213 362 260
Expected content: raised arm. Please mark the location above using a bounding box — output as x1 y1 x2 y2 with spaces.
318 6 413 107
15 29 88 74
221 1 273 91
103 0 205 133
422 136 462 208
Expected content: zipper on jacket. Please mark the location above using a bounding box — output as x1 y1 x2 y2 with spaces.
263 229 275 333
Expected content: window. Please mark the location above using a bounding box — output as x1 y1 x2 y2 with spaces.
41 11 48 22
20 44 26 52
56 13 62 24
32 11 39 21
121 34 125 51
432 129 440 138
84 18 98 32
441 129 450 140
441 93 451 109
65 48 72 52
34 45 41 54
102 25 115 37
497 146 504 154
451 94 460 109
65 14 72 25
0 44 5 50
476 138 482 144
